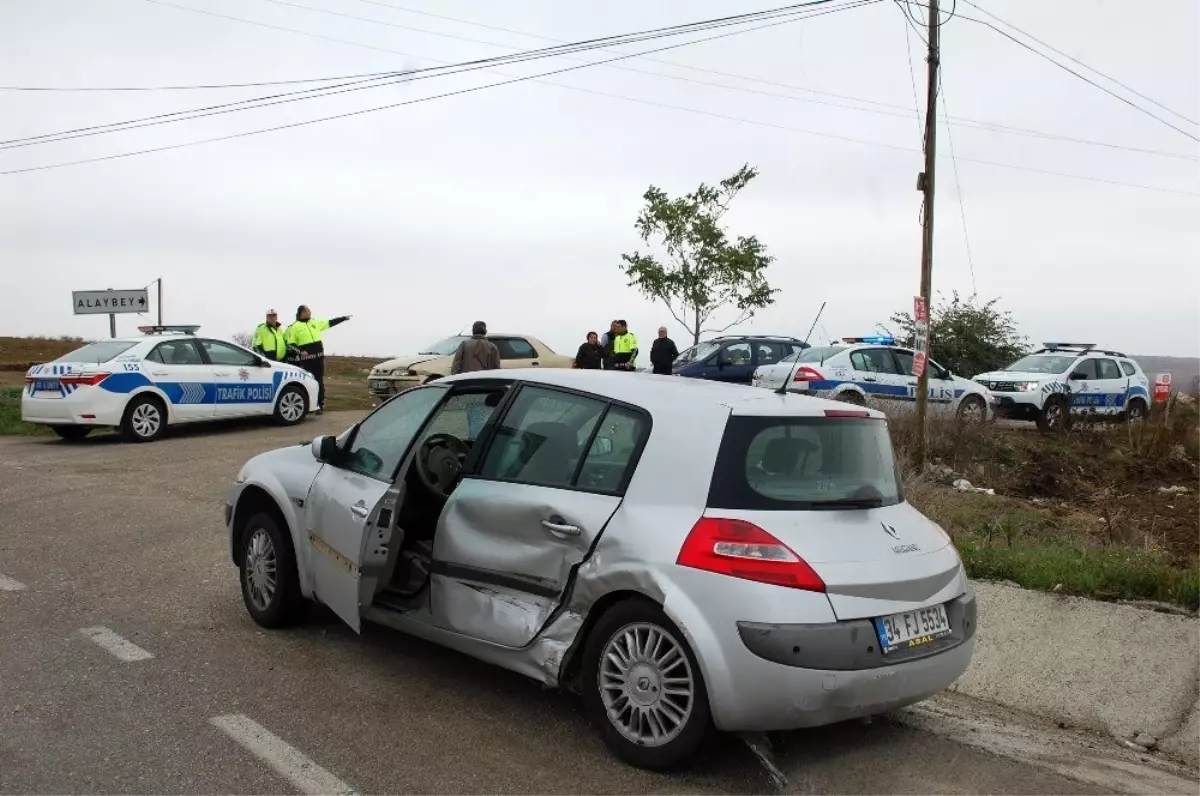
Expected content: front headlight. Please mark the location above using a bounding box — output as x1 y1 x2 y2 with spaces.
1018 381 1041 392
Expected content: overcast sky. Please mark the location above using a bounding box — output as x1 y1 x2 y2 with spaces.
1 0 1197 360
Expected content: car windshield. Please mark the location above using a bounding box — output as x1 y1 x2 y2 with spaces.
1004 354 1076 374
53 341 137 364
708 416 902 509
779 345 847 364
676 341 722 364
419 336 469 356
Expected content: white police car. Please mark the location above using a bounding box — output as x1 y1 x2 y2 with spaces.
972 343 1150 431
21 325 319 442
751 336 993 421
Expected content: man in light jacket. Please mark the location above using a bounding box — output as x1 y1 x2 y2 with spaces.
451 321 501 440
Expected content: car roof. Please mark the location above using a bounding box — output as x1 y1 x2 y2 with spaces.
441 368 885 419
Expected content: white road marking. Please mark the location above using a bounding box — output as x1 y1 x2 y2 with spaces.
210 714 357 795
78 626 154 662
0 574 27 591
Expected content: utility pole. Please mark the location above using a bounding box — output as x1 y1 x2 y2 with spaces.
913 0 940 469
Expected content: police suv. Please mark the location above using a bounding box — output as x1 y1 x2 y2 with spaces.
751 336 994 421
972 343 1151 431
21 325 319 442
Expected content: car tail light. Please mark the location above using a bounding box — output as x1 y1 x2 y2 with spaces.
60 373 110 386
823 409 870 418
792 366 823 383
676 517 825 592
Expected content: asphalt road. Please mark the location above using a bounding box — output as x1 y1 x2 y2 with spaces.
0 412 1165 794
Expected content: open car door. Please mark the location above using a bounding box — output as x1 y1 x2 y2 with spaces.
305 385 448 630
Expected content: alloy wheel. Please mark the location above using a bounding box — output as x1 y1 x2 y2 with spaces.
599 622 695 747
131 403 161 438
243 528 278 612
280 391 305 422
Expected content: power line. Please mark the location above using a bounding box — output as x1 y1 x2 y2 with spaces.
0 1 875 174
1 0 867 150
5 1 1196 195
0 70 412 92
939 75 977 295
952 9 1199 143
959 0 1198 128
895 0 925 145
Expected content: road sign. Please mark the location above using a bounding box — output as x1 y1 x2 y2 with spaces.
913 296 928 323
1154 373 1171 403
72 289 149 316
912 350 927 377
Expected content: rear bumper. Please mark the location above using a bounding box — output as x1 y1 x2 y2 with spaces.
20 393 124 426
700 592 976 732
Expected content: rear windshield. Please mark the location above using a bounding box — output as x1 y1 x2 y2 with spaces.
708 416 903 510
780 345 846 364
54 341 137 363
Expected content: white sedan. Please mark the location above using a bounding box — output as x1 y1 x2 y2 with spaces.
751 338 993 421
21 325 319 442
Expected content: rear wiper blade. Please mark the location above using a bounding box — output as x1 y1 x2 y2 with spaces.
812 497 885 509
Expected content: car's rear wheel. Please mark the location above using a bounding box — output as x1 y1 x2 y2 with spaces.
121 395 166 443
956 394 987 423
238 511 304 628
1125 397 1148 422
52 425 92 441
835 390 866 405
273 385 308 426
581 598 712 770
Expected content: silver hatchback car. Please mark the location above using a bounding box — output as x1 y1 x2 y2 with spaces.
226 370 976 768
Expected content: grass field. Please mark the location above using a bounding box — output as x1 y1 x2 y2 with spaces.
0 336 382 434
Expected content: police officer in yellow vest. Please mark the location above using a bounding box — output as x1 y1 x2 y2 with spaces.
251 309 288 362
285 305 352 414
610 319 639 371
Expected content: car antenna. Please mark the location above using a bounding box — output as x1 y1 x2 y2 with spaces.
777 301 825 395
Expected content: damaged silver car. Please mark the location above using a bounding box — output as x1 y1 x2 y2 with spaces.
226 370 976 768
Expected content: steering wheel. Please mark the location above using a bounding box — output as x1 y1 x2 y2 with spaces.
414 433 470 499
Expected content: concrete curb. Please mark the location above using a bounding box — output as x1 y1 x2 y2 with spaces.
952 581 1199 767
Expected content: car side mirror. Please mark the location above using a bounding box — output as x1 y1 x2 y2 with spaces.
257 358 272 367
1068 371 1087 381
311 435 338 461
592 436 614 457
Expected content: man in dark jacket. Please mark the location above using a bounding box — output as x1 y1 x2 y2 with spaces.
451 321 500 374
649 326 679 375
574 332 604 369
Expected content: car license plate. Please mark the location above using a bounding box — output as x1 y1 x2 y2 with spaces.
34 378 61 392
874 604 951 654
370 379 390 391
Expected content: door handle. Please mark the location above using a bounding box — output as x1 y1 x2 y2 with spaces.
213 370 231 376
151 370 167 376
541 518 581 536
862 375 877 382
530 361 540 366
350 503 370 518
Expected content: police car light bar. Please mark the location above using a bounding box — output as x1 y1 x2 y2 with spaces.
139 324 200 335
1042 342 1095 350
842 335 894 345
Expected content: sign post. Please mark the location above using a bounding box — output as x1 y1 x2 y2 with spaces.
72 288 150 338
911 295 929 377
1154 373 1172 420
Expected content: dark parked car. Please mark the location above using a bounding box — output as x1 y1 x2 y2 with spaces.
672 335 810 384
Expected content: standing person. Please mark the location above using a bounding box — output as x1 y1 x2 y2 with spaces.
251 309 288 362
451 321 500 440
285 305 352 415
599 320 620 370
610 320 639 372
649 326 679 375
574 332 604 369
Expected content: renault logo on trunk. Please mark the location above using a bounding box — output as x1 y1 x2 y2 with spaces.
881 522 899 539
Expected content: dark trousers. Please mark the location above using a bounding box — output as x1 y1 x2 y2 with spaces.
652 365 671 375
295 355 325 407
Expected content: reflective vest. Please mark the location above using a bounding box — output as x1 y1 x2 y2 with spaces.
612 332 638 363
253 323 287 360
285 319 331 348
